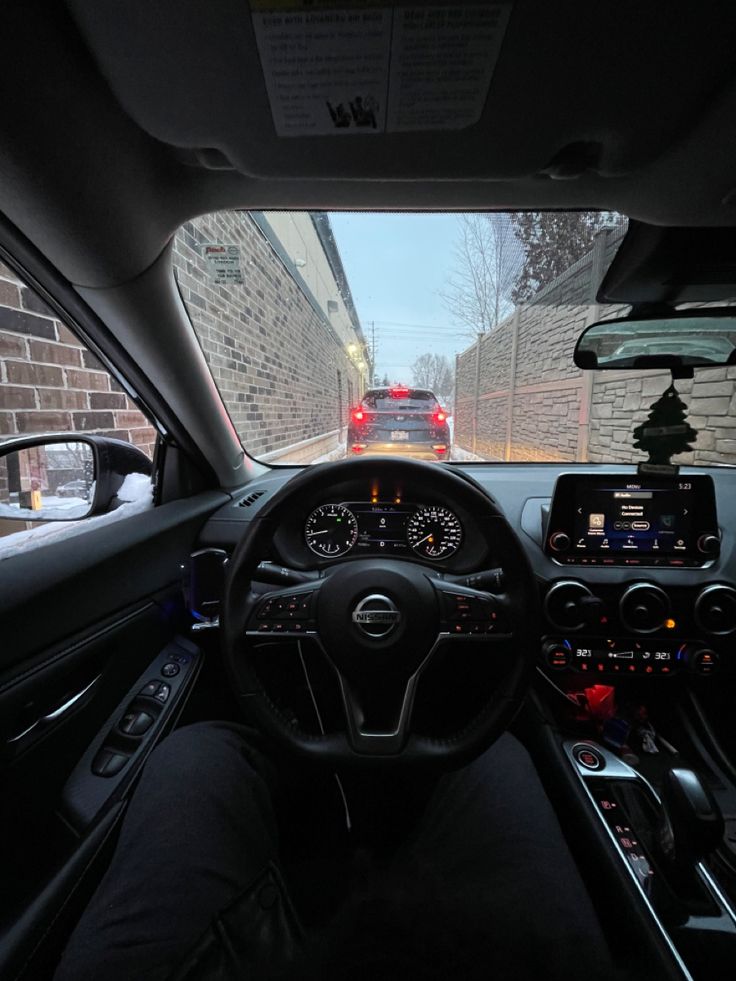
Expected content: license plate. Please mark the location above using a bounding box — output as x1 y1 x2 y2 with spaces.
390 430 409 440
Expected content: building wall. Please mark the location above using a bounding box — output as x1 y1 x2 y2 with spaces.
0 259 157 455
454 227 736 467
0 211 366 471
172 211 365 461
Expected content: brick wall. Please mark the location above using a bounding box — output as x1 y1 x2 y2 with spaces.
0 259 157 456
0 210 364 472
172 211 363 460
454 228 736 467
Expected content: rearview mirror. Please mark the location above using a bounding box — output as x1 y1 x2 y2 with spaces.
574 311 736 370
0 434 152 523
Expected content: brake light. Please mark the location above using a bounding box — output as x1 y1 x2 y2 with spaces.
352 409 365 423
434 411 447 425
390 386 410 399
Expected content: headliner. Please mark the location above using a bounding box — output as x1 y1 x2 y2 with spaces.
1 0 736 288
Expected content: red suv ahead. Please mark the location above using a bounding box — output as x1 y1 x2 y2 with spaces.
347 386 451 460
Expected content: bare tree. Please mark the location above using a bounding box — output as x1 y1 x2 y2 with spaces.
411 353 454 402
439 214 521 337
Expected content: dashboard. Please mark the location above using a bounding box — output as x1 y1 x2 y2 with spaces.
196 462 736 682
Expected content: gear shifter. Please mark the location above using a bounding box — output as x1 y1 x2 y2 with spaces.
657 767 724 868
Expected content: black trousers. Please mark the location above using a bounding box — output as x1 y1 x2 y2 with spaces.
55 724 618 981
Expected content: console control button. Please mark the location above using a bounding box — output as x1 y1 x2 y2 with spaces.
573 744 605 772
543 641 571 670
119 710 155 736
91 749 130 778
161 662 180 678
691 649 718 676
154 683 171 703
140 680 161 698
549 531 571 553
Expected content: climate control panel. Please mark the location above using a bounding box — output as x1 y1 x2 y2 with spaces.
541 578 735 679
542 637 718 677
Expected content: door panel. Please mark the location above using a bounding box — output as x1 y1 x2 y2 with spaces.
0 489 229 979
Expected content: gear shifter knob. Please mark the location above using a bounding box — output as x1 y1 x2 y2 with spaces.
658 767 724 867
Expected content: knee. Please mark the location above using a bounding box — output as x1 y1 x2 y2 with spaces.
141 722 262 793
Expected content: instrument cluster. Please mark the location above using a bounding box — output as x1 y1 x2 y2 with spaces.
304 501 463 561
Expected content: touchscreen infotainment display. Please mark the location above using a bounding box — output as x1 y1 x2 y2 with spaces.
572 481 693 555
546 474 718 567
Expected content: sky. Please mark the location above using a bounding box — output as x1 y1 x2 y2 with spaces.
329 212 472 383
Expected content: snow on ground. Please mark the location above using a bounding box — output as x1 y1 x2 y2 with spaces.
0 472 153 561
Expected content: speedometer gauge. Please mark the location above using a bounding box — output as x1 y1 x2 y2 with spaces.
407 506 463 559
305 504 359 558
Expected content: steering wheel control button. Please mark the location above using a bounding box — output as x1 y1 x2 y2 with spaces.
573 744 606 772
442 591 509 635
154 683 171 703
139 680 161 698
352 594 401 639
161 662 180 678
257 592 313 622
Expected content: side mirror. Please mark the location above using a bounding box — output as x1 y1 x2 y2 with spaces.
0 434 152 523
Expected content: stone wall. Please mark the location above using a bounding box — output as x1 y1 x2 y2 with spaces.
0 260 157 456
454 227 736 467
172 212 364 461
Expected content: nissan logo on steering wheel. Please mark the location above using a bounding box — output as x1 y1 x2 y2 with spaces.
351 594 401 638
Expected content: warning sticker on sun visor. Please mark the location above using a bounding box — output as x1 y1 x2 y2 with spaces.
249 1 512 137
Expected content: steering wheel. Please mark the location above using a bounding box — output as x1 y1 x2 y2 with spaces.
222 458 539 767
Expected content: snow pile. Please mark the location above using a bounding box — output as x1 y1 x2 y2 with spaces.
0 472 154 561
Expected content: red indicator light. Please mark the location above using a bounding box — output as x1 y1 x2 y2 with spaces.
352 409 365 423
434 410 447 425
351 444 366 454
390 386 410 399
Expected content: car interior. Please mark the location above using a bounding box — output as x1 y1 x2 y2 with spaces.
4 2 736 979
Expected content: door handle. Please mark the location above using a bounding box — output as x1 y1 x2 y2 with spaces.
8 675 101 744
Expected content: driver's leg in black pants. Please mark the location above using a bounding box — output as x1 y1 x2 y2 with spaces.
55 723 616 981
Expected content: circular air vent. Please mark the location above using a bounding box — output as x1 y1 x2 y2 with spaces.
544 580 593 631
694 584 736 636
619 583 671 634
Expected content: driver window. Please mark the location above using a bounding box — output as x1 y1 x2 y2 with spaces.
0 259 156 543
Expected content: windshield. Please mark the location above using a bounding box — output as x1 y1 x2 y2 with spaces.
176 211 735 467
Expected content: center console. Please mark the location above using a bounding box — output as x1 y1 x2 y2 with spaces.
540 473 734 682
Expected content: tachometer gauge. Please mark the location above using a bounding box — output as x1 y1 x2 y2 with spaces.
407 506 463 559
305 504 359 558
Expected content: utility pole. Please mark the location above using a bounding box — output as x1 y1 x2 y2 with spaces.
472 331 483 454
371 320 376 385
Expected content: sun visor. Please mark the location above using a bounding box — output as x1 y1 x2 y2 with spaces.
64 0 736 182
597 221 736 306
